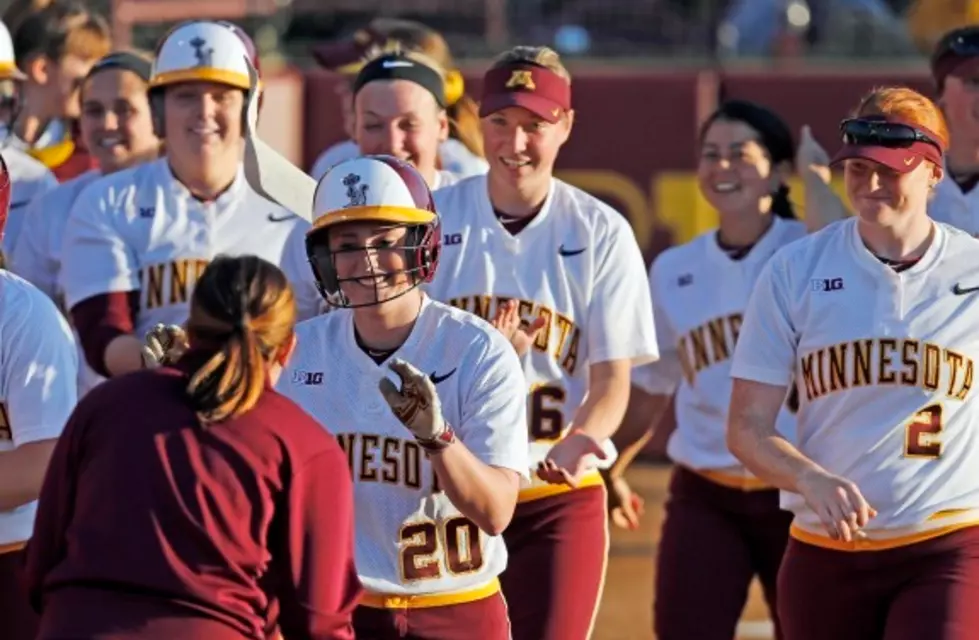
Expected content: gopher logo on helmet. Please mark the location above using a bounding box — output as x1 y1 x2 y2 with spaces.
343 173 369 207
190 36 214 67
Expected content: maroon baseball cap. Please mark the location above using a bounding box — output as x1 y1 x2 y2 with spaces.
831 118 946 174
479 63 571 124
311 26 390 75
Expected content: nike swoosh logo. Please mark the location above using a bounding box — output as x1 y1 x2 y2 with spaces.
267 212 297 223
952 283 979 295
429 368 457 384
558 244 586 257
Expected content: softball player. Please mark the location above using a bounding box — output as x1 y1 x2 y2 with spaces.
801 26 979 235
10 50 160 397
0 18 57 259
427 46 657 640
278 155 528 640
59 20 314 382
351 50 460 190
729 87 979 640
608 100 804 639
309 18 487 180
0 153 79 640
25 255 361 640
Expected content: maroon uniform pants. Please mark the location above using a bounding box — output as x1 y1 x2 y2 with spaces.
352 591 510 640
500 484 609 640
654 466 792 640
0 546 38 640
778 526 979 640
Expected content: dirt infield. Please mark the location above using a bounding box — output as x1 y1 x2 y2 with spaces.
592 463 774 640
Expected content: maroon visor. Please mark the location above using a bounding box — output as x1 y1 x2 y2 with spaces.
830 117 946 174
479 63 571 124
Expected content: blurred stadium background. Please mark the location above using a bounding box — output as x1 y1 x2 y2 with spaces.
3 3 970 637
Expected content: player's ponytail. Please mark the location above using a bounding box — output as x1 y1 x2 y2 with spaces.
700 100 798 220
184 255 296 425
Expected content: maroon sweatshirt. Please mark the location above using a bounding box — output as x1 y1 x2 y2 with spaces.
24 352 362 640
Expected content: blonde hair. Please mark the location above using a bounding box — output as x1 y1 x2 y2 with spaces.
852 86 950 150
491 45 571 83
185 255 296 425
365 19 484 158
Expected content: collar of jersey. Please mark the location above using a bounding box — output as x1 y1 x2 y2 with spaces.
847 216 945 280
477 174 557 244
341 293 434 374
161 158 246 208
706 214 787 267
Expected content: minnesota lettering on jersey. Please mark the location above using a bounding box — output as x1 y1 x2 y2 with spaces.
447 295 579 375
800 338 974 402
337 432 443 494
137 259 210 311
677 313 742 385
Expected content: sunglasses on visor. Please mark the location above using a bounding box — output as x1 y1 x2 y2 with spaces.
840 119 942 152
935 29 979 62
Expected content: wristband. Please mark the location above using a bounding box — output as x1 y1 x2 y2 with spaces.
417 423 457 453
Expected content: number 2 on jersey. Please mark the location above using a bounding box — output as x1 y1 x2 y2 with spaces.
904 403 943 459
530 384 566 440
400 517 483 582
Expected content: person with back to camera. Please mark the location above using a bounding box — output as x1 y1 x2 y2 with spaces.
603 100 806 639
277 154 529 640
24 254 362 640
728 86 979 640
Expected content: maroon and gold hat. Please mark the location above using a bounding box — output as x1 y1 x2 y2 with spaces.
479 63 571 124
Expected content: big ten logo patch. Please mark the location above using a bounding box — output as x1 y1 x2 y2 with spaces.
444 233 462 246
811 277 844 292
0 404 10 441
292 369 324 385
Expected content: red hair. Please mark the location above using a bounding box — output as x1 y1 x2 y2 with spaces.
853 86 951 150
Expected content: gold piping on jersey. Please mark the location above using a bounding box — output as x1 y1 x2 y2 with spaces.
359 577 500 609
789 509 979 552
518 468 604 502
799 338 974 403
691 468 772 492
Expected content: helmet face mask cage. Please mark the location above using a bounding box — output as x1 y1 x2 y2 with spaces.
306 219 441 309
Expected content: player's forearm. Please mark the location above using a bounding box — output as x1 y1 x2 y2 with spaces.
608 388 673 477
727 401 823 493
0 440 57 511
104 334 147 377
802 171 849 233
429 442 519 536
574 367 632 443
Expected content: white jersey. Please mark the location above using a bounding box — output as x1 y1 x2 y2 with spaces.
2 146 58 258
428 175 658 496
0 271 77 545
10 169 100 301
310 138 488 182
9 169 103 397
277 296 529 595
927 165 979 235
634 216 805 474
731 217 979 548
59 158 315 338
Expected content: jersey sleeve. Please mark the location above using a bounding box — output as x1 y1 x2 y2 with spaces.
2 281 79 446
279 223 324 322
729 256 798 386
631 262 683 395
60 183 139 309
586 217 659 366
458 335 530 480
8 194 59 301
